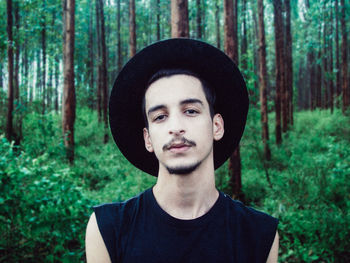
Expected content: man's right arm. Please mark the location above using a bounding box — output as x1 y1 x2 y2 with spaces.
85 212 112 263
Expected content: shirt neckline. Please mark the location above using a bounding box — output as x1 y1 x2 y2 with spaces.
145 186 225 228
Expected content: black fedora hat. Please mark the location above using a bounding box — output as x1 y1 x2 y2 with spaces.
109 38 249 176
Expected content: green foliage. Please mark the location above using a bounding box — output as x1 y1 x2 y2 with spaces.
1 107 350 262
0 136 93 262
241 108 350 262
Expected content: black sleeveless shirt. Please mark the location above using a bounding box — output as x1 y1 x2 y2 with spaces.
93 188 278 263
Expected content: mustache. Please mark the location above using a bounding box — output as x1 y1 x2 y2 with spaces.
162 137 196 151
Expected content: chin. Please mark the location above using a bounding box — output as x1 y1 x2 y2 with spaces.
165 161 201 175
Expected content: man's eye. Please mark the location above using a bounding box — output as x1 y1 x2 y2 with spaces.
154 114 167 122
184 109 199 115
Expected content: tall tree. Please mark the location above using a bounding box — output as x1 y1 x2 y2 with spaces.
215 0 221 49
95 0 102 120
335 0 341 107
273 0 283 144
156 0 160 41
284 0 293 125
257 0 271 161
196 0 202 39
117 0 122 71
171 0 189 38
340 0 348 113
98 0 108 143
6 0 14 142
87 1 94 109
62 0 76 163
41 0 47 114
240 0 247 72
129 0 136 57
224 0 243 201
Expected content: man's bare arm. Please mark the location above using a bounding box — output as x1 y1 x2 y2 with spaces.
85 212 111 263
266 231 279 263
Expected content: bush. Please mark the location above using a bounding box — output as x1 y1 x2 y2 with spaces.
0 136 93 262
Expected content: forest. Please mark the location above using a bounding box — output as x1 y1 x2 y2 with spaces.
1 0 349 262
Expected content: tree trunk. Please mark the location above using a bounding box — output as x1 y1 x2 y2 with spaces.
329 3 334 113
340 0 348 113
14 1 19 103
6 0 14 142
62 0 76 163
335 0 341 107
285 0 293 126
171 0 189 38
224 0 238 65
215 0 221 49
55 55 59 112
224 0 243 202
315 29 322 108
95 0 102 121
117 0 122 73
98 0 109 143
129 0 136 57
240 0 247 72
196 0 202 39
88 1 94 110
258 0 271 161
42 0 47 114
273 0 283 144
156 0 160 41
323 7 328 110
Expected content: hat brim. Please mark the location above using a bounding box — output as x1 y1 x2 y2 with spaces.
109 38 249 176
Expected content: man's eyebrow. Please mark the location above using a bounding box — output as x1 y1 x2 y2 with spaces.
147 104 166 116
180 98 204 106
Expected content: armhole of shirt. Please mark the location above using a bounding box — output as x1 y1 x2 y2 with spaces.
93 204 118 263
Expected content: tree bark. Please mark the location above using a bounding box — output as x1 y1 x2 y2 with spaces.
258 0 271 160
129 0 136 57
340 0 348 113
224 0 238 64
95 0 102 121
240 0 247 72
88 1 94 110
273 0 283 144
156 0 160 41
98 0 109 143
62 0 76 163
329 4 334 113
171 0 189 38
6 0 14 142
224 0 243 202
315 28 322 108
215 0 221 49
196 0 202 39
14 1 19 103
335 0 341 107
41 0 47 114
285 0 293 126
323 5 329 110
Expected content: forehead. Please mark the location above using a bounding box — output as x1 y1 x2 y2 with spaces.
144 74 206 109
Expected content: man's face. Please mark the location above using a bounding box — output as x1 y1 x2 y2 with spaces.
143 74 224 175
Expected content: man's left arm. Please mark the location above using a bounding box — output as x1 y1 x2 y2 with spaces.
266 231 279 263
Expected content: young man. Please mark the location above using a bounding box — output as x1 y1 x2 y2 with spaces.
86 39 279 263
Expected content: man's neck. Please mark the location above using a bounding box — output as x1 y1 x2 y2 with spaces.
153 160 218 220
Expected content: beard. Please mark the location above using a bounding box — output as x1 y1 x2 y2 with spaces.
165 161 201 175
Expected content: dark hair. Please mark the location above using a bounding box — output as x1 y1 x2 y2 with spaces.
142 69 216 128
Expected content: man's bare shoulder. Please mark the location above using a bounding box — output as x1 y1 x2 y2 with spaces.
266 231 279 263
85 212 111 263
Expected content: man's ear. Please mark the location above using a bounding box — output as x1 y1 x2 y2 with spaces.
143 128 154 152
213 114 224 141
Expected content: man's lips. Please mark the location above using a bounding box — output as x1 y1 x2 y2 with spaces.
163 137 196 152
168 143 192 153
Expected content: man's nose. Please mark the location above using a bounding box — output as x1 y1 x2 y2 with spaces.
168 114 185 136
